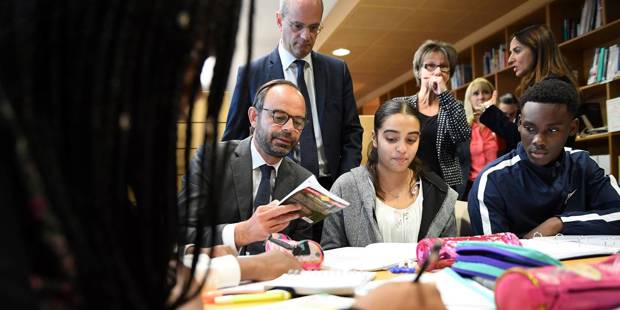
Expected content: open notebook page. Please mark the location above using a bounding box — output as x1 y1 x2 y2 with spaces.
322 242 418 271
520 237 619 260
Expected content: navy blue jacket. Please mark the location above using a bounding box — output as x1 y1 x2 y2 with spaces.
222 48 363 184
468 143 620 236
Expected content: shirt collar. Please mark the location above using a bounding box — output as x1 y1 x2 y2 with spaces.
278 40 313 71
250 137 282 173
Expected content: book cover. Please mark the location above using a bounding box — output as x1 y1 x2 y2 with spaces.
587 47 599 85
278 175 349 224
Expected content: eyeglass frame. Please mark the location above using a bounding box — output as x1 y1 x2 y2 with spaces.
286 19 323 35
422 63 451 73
260 108 307 131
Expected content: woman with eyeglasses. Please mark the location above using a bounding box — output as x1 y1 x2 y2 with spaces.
393 40 470 192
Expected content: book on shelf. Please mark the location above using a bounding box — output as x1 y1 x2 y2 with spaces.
562 18 580 41
481 44 508 76
607 97 620 133
587 44 620 85
578 0 602 36
450 63 472 88
278 175 349 224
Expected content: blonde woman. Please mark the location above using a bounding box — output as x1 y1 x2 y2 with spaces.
463 78 498 197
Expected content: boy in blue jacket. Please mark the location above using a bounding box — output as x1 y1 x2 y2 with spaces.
468 78 620 237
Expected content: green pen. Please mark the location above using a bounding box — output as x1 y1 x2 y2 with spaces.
213 289 292 304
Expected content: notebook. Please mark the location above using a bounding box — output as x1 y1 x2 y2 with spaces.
264 270 376 295
244 294 355 310
322 242 417 271
520 236 620 260
355 268 495 309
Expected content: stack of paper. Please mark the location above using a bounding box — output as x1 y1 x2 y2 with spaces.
322 243 418 271
520 236 620 260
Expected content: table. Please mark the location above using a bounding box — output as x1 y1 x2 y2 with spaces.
203 255 611 309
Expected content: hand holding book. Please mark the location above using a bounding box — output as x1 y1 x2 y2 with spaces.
278 175 349 224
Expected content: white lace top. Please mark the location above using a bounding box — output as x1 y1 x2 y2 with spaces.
375 181 424 243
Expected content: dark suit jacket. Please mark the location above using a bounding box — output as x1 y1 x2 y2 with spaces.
222 48 363 184
178 137 314 248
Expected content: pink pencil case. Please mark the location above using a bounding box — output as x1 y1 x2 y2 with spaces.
495 254 620 310
416 232 521 270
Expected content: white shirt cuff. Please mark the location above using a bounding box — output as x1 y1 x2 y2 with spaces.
222 223 238 250
183 254 241 289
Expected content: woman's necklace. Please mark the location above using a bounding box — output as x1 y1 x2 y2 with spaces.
385 170 420 199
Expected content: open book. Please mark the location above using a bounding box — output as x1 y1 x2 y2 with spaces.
278 175 349 224
520 236 620 260
322 243 418 271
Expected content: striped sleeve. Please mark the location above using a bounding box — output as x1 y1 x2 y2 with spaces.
560 158 620 235
468 155 521 235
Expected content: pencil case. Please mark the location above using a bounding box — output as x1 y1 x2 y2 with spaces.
495 254 620 310
451 241 560 280
265 233 324 270
416 232 521 270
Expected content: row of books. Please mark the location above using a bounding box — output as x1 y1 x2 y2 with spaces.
450 64 472 89
586 44 620 85
561 18 580 41
576 0 603 37
482 44 508 76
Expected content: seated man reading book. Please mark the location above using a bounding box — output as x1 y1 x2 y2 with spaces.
178 80 314 255
468 78 620 238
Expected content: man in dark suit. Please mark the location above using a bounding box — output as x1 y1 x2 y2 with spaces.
179 80 314 255
222 0 362 191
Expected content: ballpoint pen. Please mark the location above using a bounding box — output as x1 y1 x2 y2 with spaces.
413 241 441 282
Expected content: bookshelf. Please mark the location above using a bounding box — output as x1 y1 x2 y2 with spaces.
372 0 620 180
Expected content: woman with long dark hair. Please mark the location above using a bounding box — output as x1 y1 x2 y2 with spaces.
0 0 252 308
477 24 579 152
321 99 456 250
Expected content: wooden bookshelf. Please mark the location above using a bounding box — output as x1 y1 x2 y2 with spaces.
374 0 620 180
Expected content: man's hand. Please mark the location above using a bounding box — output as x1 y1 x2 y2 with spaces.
235 201 301 246
523 217 564 239
238 250 302 281
354 282 446 310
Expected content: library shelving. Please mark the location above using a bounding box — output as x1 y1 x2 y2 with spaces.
373 0 620 179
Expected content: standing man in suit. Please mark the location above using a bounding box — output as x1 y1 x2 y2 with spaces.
223 0 362 190
179 80 314 255
223 0 363 240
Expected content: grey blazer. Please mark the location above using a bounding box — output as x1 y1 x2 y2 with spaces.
321 166 457 250
177 137 314 247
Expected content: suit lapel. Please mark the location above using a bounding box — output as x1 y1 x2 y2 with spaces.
268 48 285 80
231 138 254 220
311 52 327 124
273 159 301 200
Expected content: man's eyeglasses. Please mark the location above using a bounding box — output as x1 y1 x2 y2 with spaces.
262 108 306 130
287 20 323 35
423 63 450 73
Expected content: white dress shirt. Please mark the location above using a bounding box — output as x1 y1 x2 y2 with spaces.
183 253 241 289
375 182 424 243
277 41 328 177
221 137 283 250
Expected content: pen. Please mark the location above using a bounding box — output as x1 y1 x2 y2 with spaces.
213 289 291 304
413 241 441 282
